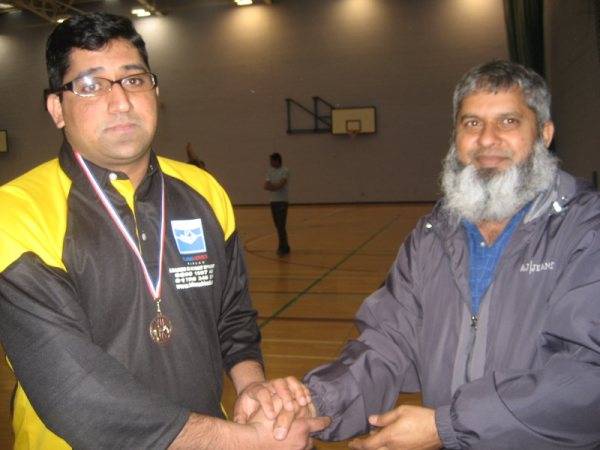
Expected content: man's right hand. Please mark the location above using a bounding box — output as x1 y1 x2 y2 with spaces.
246 395 330 449
168 403 329 450
234 377 312 424
235 377 328 441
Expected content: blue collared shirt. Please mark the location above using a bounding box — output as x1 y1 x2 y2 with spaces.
463 204 530 316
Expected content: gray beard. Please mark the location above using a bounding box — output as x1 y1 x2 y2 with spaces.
440 139 559 223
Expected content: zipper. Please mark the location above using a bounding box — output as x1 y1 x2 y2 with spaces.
464 314 478 383
470 315 478 329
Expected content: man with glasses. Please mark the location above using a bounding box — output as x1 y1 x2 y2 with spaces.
0 12 327 449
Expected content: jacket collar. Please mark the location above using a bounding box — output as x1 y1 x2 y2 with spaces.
523 170 578 223
422 170 583 308
429 169 582 240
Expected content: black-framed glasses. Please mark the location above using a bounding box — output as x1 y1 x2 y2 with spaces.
45 72 158 98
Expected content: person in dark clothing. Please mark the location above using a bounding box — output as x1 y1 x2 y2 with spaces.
0 12 328 449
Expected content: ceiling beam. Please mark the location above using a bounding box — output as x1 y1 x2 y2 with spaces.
135 0 164 16
6 0 84 23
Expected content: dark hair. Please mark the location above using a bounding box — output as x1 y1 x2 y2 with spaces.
46 12 150 91
452 60 551 131
188 159 206 169
270 152 282 163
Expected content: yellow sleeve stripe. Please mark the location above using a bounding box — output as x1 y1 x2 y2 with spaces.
158 157 236 240
0 159 70 273
13 384 71 450
1 160 72 447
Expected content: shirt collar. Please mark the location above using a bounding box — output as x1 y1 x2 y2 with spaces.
462 202 531 248
58 139 160 194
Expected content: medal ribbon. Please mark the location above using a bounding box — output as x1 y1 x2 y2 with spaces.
73 151 166 303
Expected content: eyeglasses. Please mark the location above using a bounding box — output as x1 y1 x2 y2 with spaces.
46 72 158 98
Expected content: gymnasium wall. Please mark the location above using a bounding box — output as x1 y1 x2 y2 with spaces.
2 0 512 203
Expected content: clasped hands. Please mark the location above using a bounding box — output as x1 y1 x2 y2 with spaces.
233 377 443 450
234 377 323 450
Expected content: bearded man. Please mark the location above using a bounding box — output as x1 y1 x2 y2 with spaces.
235 60 600 449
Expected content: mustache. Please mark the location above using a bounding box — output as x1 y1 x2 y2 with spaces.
440 139 558 223
103 115 141 130
471 147 513 159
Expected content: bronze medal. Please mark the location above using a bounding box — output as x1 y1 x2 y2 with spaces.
149 313 173 344
74 152 172 346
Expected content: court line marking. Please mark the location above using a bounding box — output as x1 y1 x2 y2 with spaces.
243 206 402 270
259 316 354 323
243 206 346 247
253 292 374 296
250 275 386 282
263 353 336 361
251 290 370 295
254 293 366 299
249 249 399 256
262 338 343 345
258 316 354 323
258 212 401 330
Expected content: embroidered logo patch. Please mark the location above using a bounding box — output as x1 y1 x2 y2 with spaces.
519 260 555 274
171 219 207 255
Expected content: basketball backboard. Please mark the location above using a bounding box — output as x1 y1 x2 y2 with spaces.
331 107 376 135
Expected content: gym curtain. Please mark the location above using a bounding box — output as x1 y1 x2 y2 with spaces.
503 0 545 77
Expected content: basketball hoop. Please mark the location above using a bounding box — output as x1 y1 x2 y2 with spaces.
347 129 359 139
346 119 361 139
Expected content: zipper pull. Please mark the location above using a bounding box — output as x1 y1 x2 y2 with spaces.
470 315 478 329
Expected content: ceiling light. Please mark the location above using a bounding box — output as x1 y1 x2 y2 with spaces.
132 8 151 17
235 0 253 5
56 17 68 23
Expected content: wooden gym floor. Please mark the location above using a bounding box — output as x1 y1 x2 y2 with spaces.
0 203 433 449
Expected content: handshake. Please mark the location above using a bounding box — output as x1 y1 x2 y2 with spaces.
232 376 326 450
230 377 441 450
172 373 441 449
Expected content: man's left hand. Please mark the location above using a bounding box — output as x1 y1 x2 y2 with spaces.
348 405 442 450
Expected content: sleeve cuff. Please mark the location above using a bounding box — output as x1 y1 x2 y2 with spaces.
163 408 192 450
307 388 331 439
308 388 325 417
435 405 461 449
223 349 264 373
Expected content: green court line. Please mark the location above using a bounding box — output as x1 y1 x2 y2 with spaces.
258 212 401 330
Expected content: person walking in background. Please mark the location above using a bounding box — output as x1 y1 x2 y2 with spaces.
264 152 290 256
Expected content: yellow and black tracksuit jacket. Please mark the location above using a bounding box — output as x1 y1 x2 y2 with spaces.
0 143 262 449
